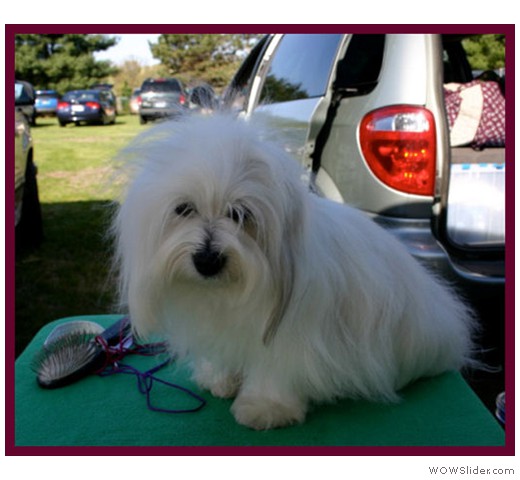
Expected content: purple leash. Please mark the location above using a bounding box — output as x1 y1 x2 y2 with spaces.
100 360 206 414
95 321 206 414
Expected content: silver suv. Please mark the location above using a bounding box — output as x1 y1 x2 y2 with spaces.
139 77 187 124
224 33 506 409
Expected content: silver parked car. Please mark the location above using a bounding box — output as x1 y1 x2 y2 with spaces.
15 81 43 247
224 33 506 410
138 77 188 124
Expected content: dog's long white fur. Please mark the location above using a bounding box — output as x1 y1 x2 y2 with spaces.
112 114 476 430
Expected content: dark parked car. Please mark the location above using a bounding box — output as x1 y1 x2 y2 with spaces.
225 33 506 412
57 89 116 127
35 90 60 117
15 81 43 247
138 78 187 124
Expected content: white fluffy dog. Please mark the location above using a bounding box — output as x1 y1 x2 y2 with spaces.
112 114 476 430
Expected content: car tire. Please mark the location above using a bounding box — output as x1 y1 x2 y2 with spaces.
16 160 43 248
139 116 147 125
58 120 67 127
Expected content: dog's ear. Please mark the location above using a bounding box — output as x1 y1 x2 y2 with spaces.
262 175 306 345
262 251 296 345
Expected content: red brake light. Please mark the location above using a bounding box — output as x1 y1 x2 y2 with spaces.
85 101 100 109
57 101 69 110
179 94 186 105
359 105 436 196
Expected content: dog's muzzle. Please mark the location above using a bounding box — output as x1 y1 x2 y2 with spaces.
192 245 227 278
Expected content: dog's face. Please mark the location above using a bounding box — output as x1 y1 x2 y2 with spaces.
115 115 307 341
155 145 273 290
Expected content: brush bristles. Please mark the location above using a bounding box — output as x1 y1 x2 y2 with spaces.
32 332 103 388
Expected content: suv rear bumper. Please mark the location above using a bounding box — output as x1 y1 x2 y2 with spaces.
140 107 185 121
371 214 505 287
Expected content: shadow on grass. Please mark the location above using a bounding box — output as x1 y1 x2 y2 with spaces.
15 200 119 357
33 116 133 128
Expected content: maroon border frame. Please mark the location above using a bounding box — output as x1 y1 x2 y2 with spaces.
5 24 515 456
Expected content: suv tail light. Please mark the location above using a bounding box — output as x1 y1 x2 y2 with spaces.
57 101 69 110
359 105 436 196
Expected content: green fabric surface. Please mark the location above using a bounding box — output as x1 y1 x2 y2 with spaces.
15 315 504 447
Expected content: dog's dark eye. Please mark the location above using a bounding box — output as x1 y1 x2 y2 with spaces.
229 207 241 223
228 205 253 224
175 203 196 217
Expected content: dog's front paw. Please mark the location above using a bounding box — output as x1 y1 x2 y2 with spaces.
231 395 306 430
209 374 241 399
193 361 241 399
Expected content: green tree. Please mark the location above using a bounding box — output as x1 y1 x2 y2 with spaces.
15 34 120 94
109 59 161 96
149 34 261 89
462 34 505 71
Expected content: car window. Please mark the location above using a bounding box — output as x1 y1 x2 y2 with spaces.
15 83 24 101
15 82 34 103
442 40 473 83
259 34 342 103
80 93 97 101
334 34 385 94
63 91 96 102
223 35 270 110
142 80 181 93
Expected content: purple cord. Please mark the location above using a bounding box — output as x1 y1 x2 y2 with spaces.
96 328 206 414
100 361 206 414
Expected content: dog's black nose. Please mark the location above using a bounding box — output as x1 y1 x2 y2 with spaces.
192 247 227 278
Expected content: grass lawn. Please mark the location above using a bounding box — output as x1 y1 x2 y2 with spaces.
15 114 148 357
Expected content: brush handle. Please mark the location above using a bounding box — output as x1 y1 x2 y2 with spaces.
98 317 132 346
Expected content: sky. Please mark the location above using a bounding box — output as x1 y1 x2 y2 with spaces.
94 34 160 66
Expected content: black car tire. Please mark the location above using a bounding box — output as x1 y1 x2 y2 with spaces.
139 116 147 125
58 120 67 127
16 160 43 248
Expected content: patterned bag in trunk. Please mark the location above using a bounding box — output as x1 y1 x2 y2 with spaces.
444 80 505 148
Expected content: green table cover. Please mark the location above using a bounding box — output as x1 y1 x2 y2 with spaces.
15 315 504 447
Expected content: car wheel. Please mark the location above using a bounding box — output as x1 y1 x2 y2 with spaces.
16 160 43 248
139 116 147 125
58 120 67 127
